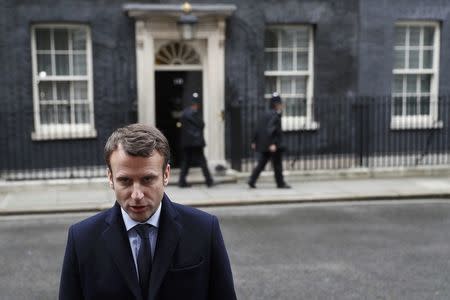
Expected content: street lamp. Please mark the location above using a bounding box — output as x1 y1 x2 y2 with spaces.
177 2 198 40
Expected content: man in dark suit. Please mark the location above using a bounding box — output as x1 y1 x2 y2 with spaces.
59 124 236 300
178 93 214 188
248 93 291 189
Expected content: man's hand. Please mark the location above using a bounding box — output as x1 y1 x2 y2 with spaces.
269 144 277 152
251 143 256 150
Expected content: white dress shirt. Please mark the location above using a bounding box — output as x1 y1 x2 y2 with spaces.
121 203 161 277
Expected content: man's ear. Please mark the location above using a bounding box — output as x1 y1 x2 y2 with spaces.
163 164 171 186
107 168 114 189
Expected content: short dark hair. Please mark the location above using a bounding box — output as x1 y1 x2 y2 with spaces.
104 123 171 171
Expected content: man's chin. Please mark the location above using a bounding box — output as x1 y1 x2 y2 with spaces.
128 206 151 222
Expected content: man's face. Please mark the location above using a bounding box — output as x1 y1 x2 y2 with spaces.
107 145 170 222
275 103 283 112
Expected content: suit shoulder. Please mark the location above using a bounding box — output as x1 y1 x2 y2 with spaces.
70 208 110 234
171 202 215 225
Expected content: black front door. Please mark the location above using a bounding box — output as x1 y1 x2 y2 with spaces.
155 71 202 168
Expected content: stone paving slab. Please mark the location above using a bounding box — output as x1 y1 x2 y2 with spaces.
1 176 450 215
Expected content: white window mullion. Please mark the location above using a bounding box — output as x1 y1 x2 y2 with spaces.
392 21 440 129
264 25 317 130
31 24 96 140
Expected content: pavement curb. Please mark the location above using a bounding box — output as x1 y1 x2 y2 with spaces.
1 192 449 216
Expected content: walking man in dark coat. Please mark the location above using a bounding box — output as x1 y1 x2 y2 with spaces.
178 93 214 187
248 92 291 189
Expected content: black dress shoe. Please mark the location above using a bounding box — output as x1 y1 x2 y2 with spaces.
178 183 192 188
207 181 215 188
277 184 291 189
248 182 256 188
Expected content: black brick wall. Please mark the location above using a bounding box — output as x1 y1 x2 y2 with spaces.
2 0 450 172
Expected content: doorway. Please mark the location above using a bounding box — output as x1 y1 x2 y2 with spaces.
155 71 203 168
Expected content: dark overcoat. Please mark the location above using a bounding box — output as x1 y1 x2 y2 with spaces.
252 109 283 153
180 107 206 148
59 194 236 300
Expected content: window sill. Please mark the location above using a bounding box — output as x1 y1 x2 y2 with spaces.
282 117 319 131
390 118 443 130
31 129 97 141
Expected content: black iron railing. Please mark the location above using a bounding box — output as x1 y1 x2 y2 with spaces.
231 96 450 172
2 96 450 180
1 105 135 180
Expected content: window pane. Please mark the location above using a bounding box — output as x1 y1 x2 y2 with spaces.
37 54 52 75
73 54 87 75
408 50 419 68
280 77 292 94
56 104 71 124
36 29 51 50
423 27 434 46
394 50 405 69
284 98 306 117
296 28 309 48
54 29 69 50
406 75 417 93
75 104 90 124
420 96 430 115
265 29 278 48
56 82 70 101
265 77 276 95
395 27 406 46
280 29 294 48
296 52 308 70
281 51 293 70
40 104 56 124
393 75 404 93
295 77 306 94
393 97 403 115
423 50 433 68
39 82 53 101
406 97 417 115
420 75 431 93
72 29 87 50
74 81 88 100
409 27 420 46
55 54 70 75
265 51 277 71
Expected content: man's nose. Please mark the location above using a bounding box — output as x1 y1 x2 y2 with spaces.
131 183 144 200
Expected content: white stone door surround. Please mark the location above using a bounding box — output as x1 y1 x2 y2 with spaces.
124 3 236 168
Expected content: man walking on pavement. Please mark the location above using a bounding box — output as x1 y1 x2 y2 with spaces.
178 92 214 188
248 92 291 189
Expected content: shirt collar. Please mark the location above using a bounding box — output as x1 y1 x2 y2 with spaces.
121 201 162 231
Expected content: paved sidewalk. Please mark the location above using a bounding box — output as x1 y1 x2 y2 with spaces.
1 174 450 215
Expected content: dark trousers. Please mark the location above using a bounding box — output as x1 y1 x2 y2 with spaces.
179 147 213 185
248 151 285 186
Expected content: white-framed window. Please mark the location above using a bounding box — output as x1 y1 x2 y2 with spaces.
31 24 96 140
264 25 318 131
391 21 442 129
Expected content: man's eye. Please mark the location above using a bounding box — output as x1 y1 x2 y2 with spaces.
118 178 130 184
143 177 153 183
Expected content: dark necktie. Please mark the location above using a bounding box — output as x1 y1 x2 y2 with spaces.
135 224 152 300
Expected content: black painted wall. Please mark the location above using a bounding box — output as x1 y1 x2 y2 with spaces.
1 0 450 173
1 0 137 170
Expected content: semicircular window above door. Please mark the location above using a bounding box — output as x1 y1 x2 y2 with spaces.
155 42 201 65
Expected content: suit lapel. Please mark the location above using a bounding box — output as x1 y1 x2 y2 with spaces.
148 194 182 300
102 203 142 300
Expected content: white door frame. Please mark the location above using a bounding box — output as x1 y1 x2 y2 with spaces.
125 4 236 168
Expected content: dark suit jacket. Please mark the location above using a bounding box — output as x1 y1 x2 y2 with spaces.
252 109 283 153
180 107 206 148
59 194 236 300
